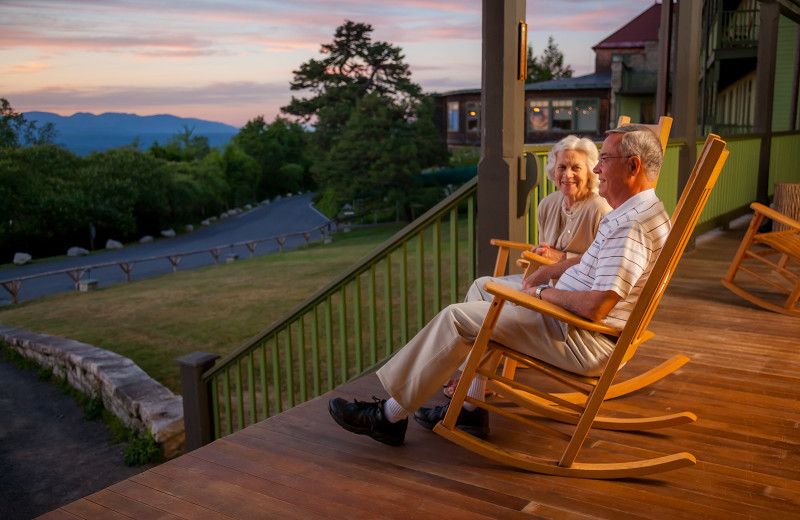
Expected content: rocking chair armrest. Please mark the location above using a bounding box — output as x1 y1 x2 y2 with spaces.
751 202 800 231
490 238 534 251
521 250 557 267
483 281 621 337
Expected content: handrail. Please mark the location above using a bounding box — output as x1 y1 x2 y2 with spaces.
193 176 478 440
204 177 478 378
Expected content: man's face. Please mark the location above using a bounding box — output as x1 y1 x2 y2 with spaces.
594 134 632 209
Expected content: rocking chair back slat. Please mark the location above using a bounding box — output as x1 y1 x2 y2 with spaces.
559 134 728 468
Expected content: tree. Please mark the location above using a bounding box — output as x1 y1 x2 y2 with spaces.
148 125 211 162
282 21 421 152
282 21 446 218
1 98 58 148
232 116 311 200
317 93 446 220
527 36 573 83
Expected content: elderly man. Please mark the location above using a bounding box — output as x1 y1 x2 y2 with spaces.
328 125 670 446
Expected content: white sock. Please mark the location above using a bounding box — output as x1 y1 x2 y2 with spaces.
462 375 487 411
383 398 409 423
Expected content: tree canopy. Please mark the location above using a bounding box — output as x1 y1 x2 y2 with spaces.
232 116 312 200
282 21 446 219
1 98 58 148
527 36 574 83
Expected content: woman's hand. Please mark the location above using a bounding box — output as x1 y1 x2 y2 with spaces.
530 243 566 262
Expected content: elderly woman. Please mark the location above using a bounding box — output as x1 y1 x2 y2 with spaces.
446 134 611 397
464 134 611 301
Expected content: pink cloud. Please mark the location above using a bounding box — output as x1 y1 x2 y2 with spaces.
5 61 52 73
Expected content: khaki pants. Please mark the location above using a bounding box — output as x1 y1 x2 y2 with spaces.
377 277 615 411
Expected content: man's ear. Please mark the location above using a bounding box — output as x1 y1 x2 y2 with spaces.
629 155 642 176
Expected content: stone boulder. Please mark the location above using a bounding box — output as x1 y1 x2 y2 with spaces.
184 224 194 233
160 229 176 238
67 247 89 257
140 235 154 244
105 239 123 250
200 219 211 226
13 252 32 265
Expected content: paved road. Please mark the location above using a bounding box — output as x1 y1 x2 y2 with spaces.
0 193 330 305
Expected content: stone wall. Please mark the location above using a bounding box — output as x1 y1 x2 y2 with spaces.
0 324 184 458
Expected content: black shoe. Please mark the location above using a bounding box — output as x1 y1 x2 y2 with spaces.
328 397 407 446
414 403 489 439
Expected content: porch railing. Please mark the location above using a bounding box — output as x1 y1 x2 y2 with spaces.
720 9 759 47
184 177 477 443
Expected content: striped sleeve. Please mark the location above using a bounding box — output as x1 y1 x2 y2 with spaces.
555 192 670 330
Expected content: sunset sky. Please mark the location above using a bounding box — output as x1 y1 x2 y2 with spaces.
1 0 658 128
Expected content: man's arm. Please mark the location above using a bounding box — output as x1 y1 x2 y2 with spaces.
538 287 621 322
520 256 621 322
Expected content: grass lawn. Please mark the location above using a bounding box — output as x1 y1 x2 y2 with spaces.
0 225 405 394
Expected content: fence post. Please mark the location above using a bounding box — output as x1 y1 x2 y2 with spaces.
176 351 220 451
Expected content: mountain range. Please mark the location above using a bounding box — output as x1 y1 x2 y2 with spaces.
23 111 240 156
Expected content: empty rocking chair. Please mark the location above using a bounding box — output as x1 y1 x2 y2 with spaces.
721 202 800 315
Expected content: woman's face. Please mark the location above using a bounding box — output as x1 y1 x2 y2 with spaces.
554 149 590 204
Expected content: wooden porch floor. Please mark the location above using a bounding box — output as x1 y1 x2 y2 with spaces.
39 219 800 520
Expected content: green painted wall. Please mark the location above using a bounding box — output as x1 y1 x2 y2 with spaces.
616 95 656 124
772 15 799 131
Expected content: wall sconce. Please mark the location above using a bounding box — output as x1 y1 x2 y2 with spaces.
518 21 527 82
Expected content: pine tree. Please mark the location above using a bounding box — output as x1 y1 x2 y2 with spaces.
527 36 574 83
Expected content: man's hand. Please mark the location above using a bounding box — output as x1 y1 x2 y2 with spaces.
521 256 580 290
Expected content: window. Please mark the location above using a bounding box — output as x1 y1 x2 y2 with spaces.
527 98 600 132
575 100 599 131
465 101 480 132
551 100 573 130
528 99 549 131
447 101 459 132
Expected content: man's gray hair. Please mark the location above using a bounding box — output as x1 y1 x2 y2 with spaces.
544 134 600 192
606 124 663 182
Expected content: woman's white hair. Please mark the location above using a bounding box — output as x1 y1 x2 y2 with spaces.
544 135 600 192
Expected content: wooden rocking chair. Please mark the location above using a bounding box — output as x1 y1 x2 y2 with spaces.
721 202 800 315
434 134 729 478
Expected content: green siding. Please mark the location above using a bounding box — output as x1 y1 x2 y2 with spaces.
772 15 799 131
770 133 800 195
616 95 656 124
699 137 760 225
656 144 680 215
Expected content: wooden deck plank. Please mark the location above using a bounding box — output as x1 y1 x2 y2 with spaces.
35 509 82 520
36 222 800 519
82 489 184 520
131 465 325 520
107 480 236 519
60 499 132 520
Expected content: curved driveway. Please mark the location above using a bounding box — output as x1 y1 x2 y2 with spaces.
0 193 330 305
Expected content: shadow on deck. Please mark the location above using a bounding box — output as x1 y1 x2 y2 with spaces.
39 220 800 519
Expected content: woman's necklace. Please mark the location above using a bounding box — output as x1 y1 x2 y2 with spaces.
561 196 580 219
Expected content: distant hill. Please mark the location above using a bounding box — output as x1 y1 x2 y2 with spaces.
23 111 240 156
